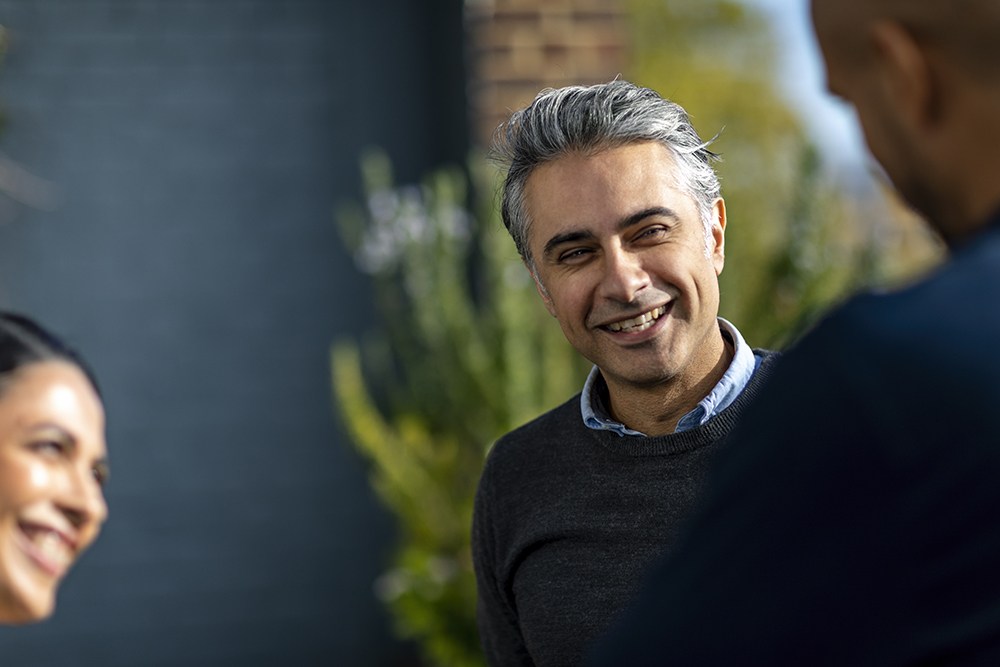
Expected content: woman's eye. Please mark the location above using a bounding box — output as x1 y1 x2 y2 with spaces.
92 462 109 488
31 440 66 456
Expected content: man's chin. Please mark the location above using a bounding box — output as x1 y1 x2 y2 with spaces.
600 364 678 391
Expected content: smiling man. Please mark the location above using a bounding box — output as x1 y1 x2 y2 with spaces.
471 80 780 666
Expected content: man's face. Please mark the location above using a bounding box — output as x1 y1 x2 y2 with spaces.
812 0 941 224
523 141 726 391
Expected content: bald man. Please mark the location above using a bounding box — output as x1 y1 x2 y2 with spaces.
588 1 1000 664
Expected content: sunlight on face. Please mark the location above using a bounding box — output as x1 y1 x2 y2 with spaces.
0 361 108 624
524 142 727 393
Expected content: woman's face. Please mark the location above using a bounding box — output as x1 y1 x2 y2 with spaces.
0 360 107 623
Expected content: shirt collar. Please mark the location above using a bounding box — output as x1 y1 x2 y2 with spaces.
580 317 760 437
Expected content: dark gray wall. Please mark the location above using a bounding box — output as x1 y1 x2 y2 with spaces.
0 1 467 665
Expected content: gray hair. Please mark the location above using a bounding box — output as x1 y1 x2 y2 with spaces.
491 79 721 266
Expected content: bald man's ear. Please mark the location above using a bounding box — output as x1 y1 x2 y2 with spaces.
870 20 938 131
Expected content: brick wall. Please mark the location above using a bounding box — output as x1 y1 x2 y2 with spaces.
466 0 627 146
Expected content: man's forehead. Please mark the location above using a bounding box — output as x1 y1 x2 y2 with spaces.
812 0 1000 69
810 0 893 71
813 0 975 27
811 0 866 31
528 142 682 188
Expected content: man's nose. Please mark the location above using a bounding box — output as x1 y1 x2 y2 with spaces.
598 246 650 303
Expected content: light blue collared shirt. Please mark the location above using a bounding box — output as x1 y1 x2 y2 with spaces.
580 318 762 436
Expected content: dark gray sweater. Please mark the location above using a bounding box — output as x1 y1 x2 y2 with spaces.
472 351 779 667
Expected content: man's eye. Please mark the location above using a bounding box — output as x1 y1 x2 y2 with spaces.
635 226 668 241
558 248 593 263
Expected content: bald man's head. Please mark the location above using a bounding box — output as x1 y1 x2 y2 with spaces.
812 0 1000 80
812 0 1000 243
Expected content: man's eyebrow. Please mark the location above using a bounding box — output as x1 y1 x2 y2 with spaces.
617 206 680 232
541 206 680 261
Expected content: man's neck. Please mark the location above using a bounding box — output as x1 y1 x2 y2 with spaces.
604 332 734 437
923 76 1000 247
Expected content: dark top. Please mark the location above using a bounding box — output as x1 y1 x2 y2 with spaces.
589 216 1000 666
472 352 780 667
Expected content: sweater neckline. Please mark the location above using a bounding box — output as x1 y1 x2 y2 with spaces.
585 350 779 457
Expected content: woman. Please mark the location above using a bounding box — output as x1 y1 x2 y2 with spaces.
0 312 107 624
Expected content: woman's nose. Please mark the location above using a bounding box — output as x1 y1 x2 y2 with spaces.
58 465 108 529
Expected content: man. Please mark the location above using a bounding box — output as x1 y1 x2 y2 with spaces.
589 1 1000 665
472 80 779 666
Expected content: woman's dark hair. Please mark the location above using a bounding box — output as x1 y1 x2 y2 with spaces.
0 312 100 397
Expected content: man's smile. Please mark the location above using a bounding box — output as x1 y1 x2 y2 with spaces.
602 304 669 333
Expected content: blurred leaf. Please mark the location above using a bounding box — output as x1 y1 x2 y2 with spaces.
332 150 588 667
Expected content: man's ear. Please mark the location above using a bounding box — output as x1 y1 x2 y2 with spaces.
527 262 557 317
710 198 726 276
869 19 938 130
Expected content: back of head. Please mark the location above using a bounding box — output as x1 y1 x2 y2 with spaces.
491 79 720 266
0 312 99 397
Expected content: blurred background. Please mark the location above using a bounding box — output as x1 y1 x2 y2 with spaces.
0 0 941 665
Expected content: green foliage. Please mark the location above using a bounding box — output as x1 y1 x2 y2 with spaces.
332 151 589 667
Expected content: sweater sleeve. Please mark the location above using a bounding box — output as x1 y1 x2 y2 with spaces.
472 452 536 667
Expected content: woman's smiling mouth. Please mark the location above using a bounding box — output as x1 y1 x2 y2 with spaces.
16 522 76 578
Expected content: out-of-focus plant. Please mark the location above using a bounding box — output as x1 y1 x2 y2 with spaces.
0 25 60 220
332 151 589 667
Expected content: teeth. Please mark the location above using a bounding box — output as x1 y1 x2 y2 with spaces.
33 530 72 567
607 306 666 333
